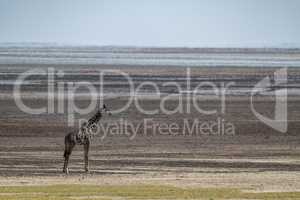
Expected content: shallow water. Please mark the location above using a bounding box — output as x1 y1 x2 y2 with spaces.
1 46 300 67
0 46 300 97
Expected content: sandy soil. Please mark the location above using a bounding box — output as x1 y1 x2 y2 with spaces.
0 66 300 193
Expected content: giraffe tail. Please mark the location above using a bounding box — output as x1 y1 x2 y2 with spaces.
63 149 67 158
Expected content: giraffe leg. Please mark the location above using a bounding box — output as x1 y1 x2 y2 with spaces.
84 140 90 172
63 141 75 174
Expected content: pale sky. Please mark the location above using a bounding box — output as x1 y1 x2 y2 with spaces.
0 0 300 47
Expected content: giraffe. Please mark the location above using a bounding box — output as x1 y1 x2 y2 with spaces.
63 104 111 174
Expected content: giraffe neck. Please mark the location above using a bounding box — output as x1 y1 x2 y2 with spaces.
76 111 103 144
87 111 102 127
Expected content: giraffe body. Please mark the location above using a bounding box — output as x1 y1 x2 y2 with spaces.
63 105 110 174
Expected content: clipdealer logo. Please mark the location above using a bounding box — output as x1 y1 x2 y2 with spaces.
12 67 289 137
251 68 288 133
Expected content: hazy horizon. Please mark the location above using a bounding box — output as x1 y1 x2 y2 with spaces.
1 42 300 49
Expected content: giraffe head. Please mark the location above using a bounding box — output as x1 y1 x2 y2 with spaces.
100 104 112 116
